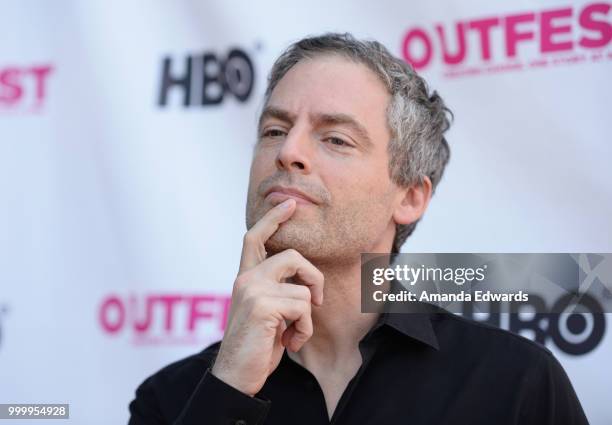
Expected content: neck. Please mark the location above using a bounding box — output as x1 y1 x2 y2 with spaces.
287 220 397 368
289 256 379 367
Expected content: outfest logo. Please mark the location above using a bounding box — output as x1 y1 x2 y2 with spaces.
0 64 53 112
401 2 612 78
98 293 231 346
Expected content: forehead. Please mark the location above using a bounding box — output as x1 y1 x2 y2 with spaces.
265 55 391 138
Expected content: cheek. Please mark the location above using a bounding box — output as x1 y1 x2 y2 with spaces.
328 154 388 189
324 166 384 209
324 165 395 226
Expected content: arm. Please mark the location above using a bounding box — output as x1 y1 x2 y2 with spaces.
128 368 270 425
128 198 323 424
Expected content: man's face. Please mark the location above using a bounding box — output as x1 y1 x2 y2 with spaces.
246 54 399 264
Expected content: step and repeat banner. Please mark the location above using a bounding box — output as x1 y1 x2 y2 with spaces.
1 0 611 423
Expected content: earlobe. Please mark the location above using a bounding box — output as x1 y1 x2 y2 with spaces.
392 176 433 225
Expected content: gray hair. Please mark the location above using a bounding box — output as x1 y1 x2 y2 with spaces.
262 33 452 256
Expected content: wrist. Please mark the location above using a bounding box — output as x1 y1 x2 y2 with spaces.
210 364 257 397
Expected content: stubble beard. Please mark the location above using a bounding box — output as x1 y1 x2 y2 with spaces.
245 193 389 266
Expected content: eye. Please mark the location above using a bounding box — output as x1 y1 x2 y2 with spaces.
325 137 353 147
262 128 286 138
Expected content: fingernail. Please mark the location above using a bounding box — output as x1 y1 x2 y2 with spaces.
279 199 293 209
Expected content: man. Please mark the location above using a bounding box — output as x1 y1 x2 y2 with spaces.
128 33 588 425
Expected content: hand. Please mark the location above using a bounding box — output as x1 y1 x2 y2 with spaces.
211 198 324 396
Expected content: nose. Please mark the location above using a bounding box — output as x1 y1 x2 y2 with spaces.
275 124 312 174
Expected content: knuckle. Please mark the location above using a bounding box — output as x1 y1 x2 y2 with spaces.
299 299 311 314
249 295 268 315
297 285 311 301
285 248 301 261
317 269 325 283
297 329 311 341
240 283 255 300
303 327 313 338
234 272 250 289
241 278 265 302
242 231 257 246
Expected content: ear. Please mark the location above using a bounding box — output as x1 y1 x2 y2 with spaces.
392 176 433 226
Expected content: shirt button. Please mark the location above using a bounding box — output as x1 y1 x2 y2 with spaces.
235 420 247 425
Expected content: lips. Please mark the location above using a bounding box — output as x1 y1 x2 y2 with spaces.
264 186 318 205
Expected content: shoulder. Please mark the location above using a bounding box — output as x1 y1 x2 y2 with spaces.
431 310 554 362
426 312 588 423
424 309 567 391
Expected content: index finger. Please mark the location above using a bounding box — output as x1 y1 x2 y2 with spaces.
261 249 325 306
239 198 296 272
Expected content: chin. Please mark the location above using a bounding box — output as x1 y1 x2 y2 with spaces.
264 225 319 258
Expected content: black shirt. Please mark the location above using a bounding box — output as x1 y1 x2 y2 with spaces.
128 308 589 425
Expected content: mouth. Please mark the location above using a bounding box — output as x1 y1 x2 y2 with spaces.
264 186 318 206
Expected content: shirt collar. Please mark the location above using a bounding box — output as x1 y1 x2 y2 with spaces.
369 278 440 350
377 310 439 350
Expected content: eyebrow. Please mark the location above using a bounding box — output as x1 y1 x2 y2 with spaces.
313 113 373 149
258 106 296 133
258 106 373 149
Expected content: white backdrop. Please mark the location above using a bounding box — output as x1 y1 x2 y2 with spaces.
1 0 611 423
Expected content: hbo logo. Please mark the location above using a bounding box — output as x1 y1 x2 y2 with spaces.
158 48 254 107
